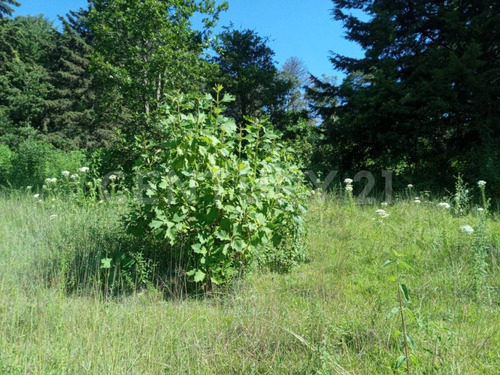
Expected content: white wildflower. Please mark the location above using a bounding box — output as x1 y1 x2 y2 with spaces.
414 199 421 204
33 194 40 199
61 170 70 177
344 178 353 184
79 167 89 173
345 185 353 192
477 180 486 187
460 225 474 235
45 178 57 184
381 202 388 206
477 208 484 212
407 184 414 188
109 175 117 181
438 202 451 209
70 174 79 180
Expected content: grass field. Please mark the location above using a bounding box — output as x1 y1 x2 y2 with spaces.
0 191 499 374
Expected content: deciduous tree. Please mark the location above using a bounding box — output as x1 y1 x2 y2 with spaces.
88 0 227 135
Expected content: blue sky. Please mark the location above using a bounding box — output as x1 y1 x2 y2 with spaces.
14 0 364 80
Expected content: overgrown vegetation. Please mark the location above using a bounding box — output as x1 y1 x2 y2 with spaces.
0 187 499 373
0 0 499 372
126 88 309 287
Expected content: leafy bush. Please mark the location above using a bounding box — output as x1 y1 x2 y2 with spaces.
0 144 14 185
9 139 85 189
45 148 86 181
125 88 309 287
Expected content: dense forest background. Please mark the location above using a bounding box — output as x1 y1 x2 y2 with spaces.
0 0 498 192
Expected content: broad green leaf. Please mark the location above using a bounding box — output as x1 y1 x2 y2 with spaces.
406 334 415 351
205 208 219 225
400 284 410 302
220 119 237 133
400 259 414 270
211 275 223 285
232 239 246 252
383 259 395 267
191 244 206 255
394 355 406 369
194 269 206 283
149 220 163 229
100 258 112 269
404 307 416 322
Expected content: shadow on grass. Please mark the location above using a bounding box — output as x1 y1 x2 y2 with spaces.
37 224 208 300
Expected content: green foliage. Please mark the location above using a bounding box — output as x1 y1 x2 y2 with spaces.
88 0 227 135
0 15 56 130
0 11 109 151
453 175 471 216
125 88 309 287
0 143 13 184
212 27 292 125
384 251 417 373
311 0 500 191
0 0 20 18
45 10 102 149
8 139 85 188
280 56 309 113
0 190 500 373
471 181 491 301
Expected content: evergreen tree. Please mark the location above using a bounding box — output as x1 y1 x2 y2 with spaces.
0 0 20 18
45 9 101 149
212 27 292 125
281 56 309 113
0 16 55 139
313 0 500 188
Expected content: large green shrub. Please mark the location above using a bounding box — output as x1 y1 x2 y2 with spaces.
9 139 85 189
125 89 309 287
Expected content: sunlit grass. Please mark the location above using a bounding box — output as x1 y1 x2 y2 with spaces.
0 192 499 373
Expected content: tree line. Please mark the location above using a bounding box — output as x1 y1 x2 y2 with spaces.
0 0 498 192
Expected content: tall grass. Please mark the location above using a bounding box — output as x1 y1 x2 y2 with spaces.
0 192 498 373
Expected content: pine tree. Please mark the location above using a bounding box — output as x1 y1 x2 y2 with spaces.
212 28 291 125
0 0 20 18
45 9 101 149
312 0 500 188
0 16 55 134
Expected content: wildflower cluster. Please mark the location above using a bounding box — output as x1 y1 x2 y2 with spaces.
437 202 451 209
33 166 99 201
344 178 353 192
376 208 390 219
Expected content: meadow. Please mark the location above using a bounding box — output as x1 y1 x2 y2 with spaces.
0 187 499 374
